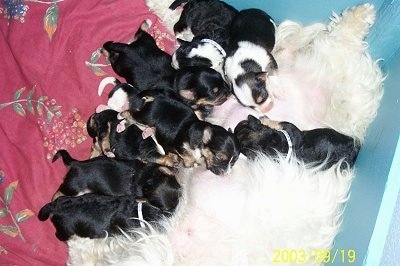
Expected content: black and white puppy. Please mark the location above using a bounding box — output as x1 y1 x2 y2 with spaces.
169 0 238 75
101 20 175 90
234 115 360 169
224 8 277 112
117 90 240 175
51 149 181 211
38 194 168 241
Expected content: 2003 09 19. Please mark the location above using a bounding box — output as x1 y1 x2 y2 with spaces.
272 249 356 264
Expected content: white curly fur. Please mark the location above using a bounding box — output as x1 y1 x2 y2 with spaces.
67 3 384 265
267 4 384 142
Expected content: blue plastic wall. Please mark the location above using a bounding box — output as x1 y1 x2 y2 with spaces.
225 0 400 265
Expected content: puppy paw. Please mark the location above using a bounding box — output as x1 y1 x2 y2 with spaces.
259 116 282 130
157 153 181 167
142 127 156 139
104 151 116 158
116 121 127 133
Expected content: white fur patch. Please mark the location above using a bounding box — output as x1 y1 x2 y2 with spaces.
187 42 225 75
175 28 194 41
224 41 274 107
107 89 128 112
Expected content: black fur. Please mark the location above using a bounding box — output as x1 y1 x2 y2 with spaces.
105 66 231 120
170 0 238 70
118 90 240 175
173 66 231 119
87 108 180 166
234 115 360 170
101 23 175 90
52 150 181 211
38 194 168 241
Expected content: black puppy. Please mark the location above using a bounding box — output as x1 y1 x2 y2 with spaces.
169 0 238 75
52 150 181 211
101 20 175 90
100 68 231 120
117 90 240 175
87 108 119 158
173 66 231 119
87 108 180 166
234 115 360 169
224 9 277 112
38 194 168 241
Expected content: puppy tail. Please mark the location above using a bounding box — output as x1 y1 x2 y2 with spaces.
52 149 76 166
38 202 53 221
169 0 189 10
98 76 119 96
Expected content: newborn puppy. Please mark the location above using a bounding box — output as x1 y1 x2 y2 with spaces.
99 67 231 121
86 109 119 158
234 115 360 169
38 194 168 241
173 66 231 119
117 90 240 175
52 149 181 211
87 108 179 166
101 20 175 90
224 8 277 112
169 0 238 75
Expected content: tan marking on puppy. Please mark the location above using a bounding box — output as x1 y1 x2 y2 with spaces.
201 146 214 167
155 153 181 167
90 139 103 158
52 190 64 201
100 122 113 156
179 142 203 168
259 116 283 130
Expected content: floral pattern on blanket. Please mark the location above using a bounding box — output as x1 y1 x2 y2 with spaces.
0 0 61 40
0 87 88 160
0 0 176 264
0 171 34 255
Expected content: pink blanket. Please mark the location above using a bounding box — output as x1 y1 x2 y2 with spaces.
0 0 175 264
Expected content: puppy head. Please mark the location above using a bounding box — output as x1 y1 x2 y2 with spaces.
136 163 181 211
198 123 240 175
234 115 285 158
174 66 231 108
101 22 158 81
233 71 275 113
86 109 119 139
230 52 277 113
172 39 225 74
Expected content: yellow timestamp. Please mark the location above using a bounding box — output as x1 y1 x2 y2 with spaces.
272 249 356 264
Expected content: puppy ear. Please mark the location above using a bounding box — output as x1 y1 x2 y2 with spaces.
255 72 267 82
202 126 213 144
179 89 196 100
177 38 190 45
247 115 261 126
